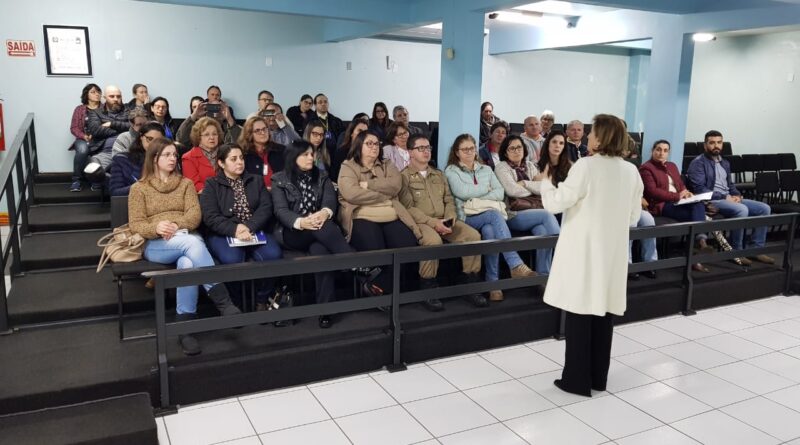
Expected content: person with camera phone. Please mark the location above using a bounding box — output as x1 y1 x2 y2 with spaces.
260 102 300 146
176 87 241 150
399 134 484 311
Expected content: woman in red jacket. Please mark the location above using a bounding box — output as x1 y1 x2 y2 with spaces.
639 140 712 272
182 117 222 193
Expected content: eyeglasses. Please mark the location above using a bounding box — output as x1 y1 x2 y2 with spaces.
159 152 178 159
258 97 273 102
252 127 268 134
459 146 476 153
541 117 554 122
310 131 325 138
142 134 156 143
396 131 409 138
201 132 218 138
507 145 524 152
413 145 432 152
364 141 380 148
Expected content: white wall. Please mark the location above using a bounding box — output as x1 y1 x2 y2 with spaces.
482 48 630 125
1 0 633 172
686 30 800 154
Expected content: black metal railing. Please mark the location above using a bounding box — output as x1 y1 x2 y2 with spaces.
145 213 797 407
0 113 39 334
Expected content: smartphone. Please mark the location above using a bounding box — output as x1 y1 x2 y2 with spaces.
205 103 221 116
443 218 454 228
259 109 276 117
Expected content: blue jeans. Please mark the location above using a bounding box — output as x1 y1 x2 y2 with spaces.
72 139 91 182
206 233 283 304
507 209 560 274
465 210 524 282
711 198 770 249
144 232 216 314
629 210 658 263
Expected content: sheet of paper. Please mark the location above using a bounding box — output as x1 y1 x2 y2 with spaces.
676 191 713 205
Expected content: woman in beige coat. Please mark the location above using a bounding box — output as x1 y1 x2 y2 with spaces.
539 114 643 397
338 130 421 296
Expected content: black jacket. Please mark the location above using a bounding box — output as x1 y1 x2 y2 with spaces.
286 106 313 135
244 142 286 179
270 170 338 245
86 106 130 151
199 172 273 237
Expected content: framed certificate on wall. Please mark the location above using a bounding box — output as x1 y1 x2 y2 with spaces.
42 25 92 76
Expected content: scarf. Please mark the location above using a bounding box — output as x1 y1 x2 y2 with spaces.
510 161 530 182
227 176 252 222
297 172 317 216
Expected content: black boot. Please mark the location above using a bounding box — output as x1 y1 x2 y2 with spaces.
207 284 241 316
462 273 488 308
419 278 444 312
175 313 201 356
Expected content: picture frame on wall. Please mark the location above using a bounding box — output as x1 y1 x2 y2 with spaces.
42 25 92 77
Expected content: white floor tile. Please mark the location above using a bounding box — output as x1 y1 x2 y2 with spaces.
784 346 800 360
258 420 350 445
610 334 650 358
335 405 431 445
672 410 780 445
604 360 656 394
178 397 239 412
616 324 688 349
156 417 170 445
651 316 723 340
238 385 306 401
212 437 261 445
692 310 755 332
615 425 699 445
707 361 795 395
428 355 512 390
663 371 756 408
657 341 736 370
787 439 800 445
528 339 565 365
564 395 662 439
615 382 711 423
733 326 800 350
438 423 526 445
307 373 371 389
748 300 800 319
309 376 396 418
504 408 608 445
425 352 478 366
518 370 608 406
415 441 442 445
746 352 800 383
721 304 786 325
764 384 800 412
721 397 800 442
403 392 495 437
372 365 458 403
615 349 699 380
464 379 555 421
164 402 256 445
480 345 561 378
239 388 329 434
763 319 800 339
695 333 772 360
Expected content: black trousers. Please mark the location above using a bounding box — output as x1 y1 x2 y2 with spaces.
349 219 418 291
561 311 614 394
283 221 354 303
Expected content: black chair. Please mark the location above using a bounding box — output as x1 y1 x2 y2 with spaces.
409 121 430 137
509 123 524 135
583 124 592 137
682 156 694 173
773 170 800 214
755 172 780 204
762 154 781 173
779 153 797 171
551 123 564 132
721 142 733 156
741 154 764 181
684 142 699 157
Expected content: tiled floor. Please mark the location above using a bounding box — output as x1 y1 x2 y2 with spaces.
157 295 800 445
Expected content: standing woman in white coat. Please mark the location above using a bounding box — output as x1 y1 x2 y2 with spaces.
539 114 643 397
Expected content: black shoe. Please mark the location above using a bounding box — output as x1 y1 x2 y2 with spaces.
318 315 332 329
553 379 591 397
178 334 201 356
628 273 640 281
423 299 444 312
274 319 293 328
642 270 657 279
465 293 488 308
207 284 242 316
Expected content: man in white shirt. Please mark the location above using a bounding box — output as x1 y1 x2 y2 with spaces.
520 115 545 163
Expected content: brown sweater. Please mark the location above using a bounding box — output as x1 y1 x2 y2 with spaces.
128 175 201 239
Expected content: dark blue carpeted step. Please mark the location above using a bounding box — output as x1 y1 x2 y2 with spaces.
20 229 106 271
8 267 155 326
28 204 110 232
0 393 157 445
33 183 103 205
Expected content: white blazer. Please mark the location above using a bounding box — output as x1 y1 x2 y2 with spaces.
540 155 643 316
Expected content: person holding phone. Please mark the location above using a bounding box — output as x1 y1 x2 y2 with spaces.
399 135 484 310
176 89 241 150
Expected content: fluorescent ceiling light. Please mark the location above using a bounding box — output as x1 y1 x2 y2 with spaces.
423 22 489 35
693 33 716 42
514 1 616 15
489 10 567 27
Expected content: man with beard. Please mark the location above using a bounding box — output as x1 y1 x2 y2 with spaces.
85 85 130 190
687 130 774 265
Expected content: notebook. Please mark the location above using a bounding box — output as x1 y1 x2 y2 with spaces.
227 231 268 247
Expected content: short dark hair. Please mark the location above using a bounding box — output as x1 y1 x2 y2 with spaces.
80 83 101 105
207 85 221 95
189 96 203 113
215 143 243 172
407 134 429 151
284 139 319 184
481 102 493 113
314 93 327 104
267 102 283 113
651 139 670 151
300 94 312 103
384 121 409 146
132 83 147 95
130 122 166 165
258 90 274 99
489 121 508 136
704 130 723 143
347 130 383 164
498 135 527 162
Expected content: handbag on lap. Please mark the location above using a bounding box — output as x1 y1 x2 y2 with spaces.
96 224 145 272
463 198 508 219
508 195 544 211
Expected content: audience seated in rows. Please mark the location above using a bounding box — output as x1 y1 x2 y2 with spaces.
332 116 369 182
382 121 411 172
313 94 345 157
84 85 131 191
239 116 285 190
183 117 225 193
520 115 545 164
393 105 421 136
69 83 102 191
263 102 301 146
540 110 555 138
247 89 274 120
146 96 178 140
369 101 392 141
286 94 314 134
478 121 508 170
479 101 504 145
176 88 240 151
303 119 332 173
110 108 149 160
271 140 355 328
110 122 165 197
126 83 149 111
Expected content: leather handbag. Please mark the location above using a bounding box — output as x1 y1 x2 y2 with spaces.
463 198 508 219
508 195 543 211
96 224 145 272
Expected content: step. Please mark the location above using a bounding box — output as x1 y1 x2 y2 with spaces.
28 203 110 232
0 393 157 445
8 268 155 326
20 229 107 271
33 183 103 205
34 172 73 184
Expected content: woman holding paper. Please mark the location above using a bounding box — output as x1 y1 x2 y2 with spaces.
639 140 713 272
200 143 283 310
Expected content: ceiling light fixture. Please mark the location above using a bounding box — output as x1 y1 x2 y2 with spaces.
693 33 716 42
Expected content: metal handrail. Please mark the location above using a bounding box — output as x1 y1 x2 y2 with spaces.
0 113 38 334
146 212 798 407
